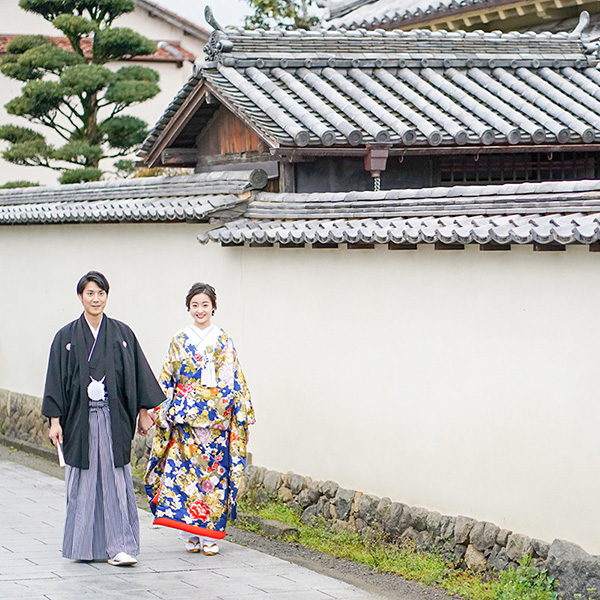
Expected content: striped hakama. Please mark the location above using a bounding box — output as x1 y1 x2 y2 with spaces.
62 399 139 560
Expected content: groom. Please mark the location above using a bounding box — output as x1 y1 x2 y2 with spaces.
42 271 164 565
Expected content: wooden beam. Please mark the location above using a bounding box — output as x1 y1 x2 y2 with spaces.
435 242 465 250
145 83 208 168
312 242 339 249
533 242 566 251
279 162 295 193
388 242 418 250
196 151 273 168
161 148 197 166
347 243 375 249
480 242 511 251
271 144 600 161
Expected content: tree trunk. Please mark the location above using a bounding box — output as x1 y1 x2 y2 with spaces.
82 92 100 168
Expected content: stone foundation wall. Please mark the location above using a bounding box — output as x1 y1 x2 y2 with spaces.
0 388 53 450
1 388 597 599
240 470 600 600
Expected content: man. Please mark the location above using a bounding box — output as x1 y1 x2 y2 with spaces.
42 271 164 566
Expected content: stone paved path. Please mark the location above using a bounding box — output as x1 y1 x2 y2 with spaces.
0 458 389 600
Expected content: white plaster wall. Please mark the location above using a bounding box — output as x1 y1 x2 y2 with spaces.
1 225 599 554
0 223 242 392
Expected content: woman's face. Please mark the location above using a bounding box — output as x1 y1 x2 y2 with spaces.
189 293 213 329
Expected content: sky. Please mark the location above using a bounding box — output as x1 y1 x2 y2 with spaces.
151 0 254 30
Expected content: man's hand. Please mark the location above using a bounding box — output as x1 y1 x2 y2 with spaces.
49 417 63 447
137 409 154 436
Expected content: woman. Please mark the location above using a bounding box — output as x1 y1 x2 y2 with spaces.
145 282 254 554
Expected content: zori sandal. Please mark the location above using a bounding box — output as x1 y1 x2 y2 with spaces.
184 535 201 553
202 539 219 555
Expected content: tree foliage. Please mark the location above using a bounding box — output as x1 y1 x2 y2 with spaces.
244 0 320 30
0 0 161 183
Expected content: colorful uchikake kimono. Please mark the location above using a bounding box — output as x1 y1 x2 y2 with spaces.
145 325 254 540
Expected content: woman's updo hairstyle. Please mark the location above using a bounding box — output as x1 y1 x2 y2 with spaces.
185 282 217 313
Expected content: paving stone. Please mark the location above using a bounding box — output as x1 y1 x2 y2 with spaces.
0 458 385 600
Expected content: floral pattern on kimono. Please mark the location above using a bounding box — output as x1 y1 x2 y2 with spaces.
145 326 254 539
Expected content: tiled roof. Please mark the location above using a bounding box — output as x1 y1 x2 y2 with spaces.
0 35 195 63
199 179 600 246
139 24 600 157
0 170 269 225
325 0 517 30
325 0 598 33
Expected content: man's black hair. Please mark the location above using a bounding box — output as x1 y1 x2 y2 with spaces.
76 271 110 295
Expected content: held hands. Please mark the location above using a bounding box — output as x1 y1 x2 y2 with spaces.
137 409 155 437
49 417 63 447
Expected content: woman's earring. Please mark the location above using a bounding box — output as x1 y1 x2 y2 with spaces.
212 309 215 316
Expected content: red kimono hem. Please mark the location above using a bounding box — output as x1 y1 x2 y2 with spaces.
153 517 226 540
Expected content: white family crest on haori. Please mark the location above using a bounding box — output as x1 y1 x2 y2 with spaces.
87 376 106 401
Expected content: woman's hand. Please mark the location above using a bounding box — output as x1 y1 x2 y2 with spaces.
137 409 154 436
49 417 63 447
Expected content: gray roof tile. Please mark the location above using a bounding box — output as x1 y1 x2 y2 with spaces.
0 170 267 225
139 25 600 156
197 179 600 247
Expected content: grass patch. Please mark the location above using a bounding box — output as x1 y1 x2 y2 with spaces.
238 498 557 600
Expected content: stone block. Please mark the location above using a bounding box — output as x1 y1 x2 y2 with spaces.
439 516 456 540
263 470 282 496
375 497 392 524
357 494 379 525
307 480 322 504
355 517 367 533
470 521 500 552
506 533 533 562
532 538 550 560
454 543 468 562
383 502 411 540
497 528 512 547
465 544 488 572
400 526 418 542
426 511 442 537
454 516 476 545
315 496 331 519
301 505 318 526
290 473 306 496
351 491 363 516
415 530 432 551
333 487 355 521
278 486 294 503
332 519 354 534
245 465 266 488
320 480 339 498
410 507 429 532
547 539 600 600
260 518 298 540
296 488 313 508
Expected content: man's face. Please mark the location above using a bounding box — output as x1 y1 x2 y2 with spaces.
78 281 107 320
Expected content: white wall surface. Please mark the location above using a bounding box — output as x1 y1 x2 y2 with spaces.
1 223 599 554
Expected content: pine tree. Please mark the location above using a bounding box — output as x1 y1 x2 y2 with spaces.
244 0 320 30
0 0 161 184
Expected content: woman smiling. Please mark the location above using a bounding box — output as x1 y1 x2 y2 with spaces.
145 282 255 555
